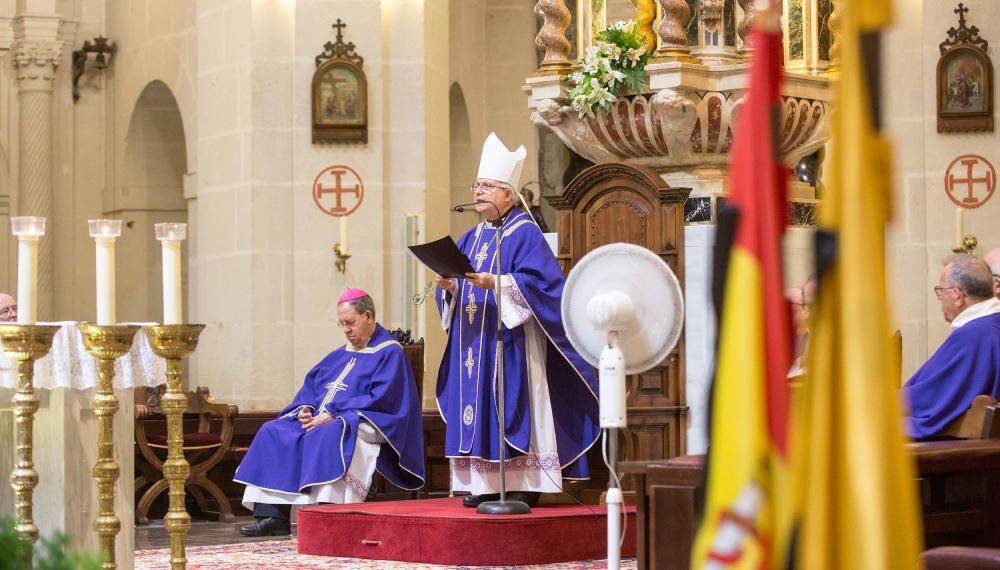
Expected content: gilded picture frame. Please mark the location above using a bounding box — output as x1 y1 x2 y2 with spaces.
937 4 994 133
937 45 994 133
312 19 368 144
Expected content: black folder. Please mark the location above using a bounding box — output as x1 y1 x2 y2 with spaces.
407 236 476 278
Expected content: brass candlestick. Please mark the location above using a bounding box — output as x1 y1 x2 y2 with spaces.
333 243 351 274
0 324 60 563
143 324 204 570
78 324 140 570
952 234 978 255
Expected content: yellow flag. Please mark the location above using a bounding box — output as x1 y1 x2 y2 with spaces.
793 0 924 568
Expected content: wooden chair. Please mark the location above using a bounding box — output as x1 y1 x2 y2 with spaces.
940 395 1000 439
134 386 239 524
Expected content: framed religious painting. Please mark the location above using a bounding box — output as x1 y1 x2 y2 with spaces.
937 4 994 133
312 19 368 144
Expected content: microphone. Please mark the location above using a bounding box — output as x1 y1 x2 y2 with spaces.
453 200 502 226
451 202 479 213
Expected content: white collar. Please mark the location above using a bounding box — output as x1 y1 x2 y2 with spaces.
951 297 1000 329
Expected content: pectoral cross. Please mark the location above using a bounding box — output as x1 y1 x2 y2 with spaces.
320 357 356 412
474 243 490 271
465 348 475 378
465 290 478 324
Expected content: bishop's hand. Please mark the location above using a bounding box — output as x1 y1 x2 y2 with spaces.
464 272 496 291
297 407 313 426
303 411 334 431
435 274 457 294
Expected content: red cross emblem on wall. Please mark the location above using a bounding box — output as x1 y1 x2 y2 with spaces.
313 165 364 217
945 154 996 209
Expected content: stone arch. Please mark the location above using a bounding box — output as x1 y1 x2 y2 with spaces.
450 82 474 238
117 80 189 322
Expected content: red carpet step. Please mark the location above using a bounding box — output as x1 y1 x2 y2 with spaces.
297 497 636 566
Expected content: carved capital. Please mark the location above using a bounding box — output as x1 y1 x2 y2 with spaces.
12 41 61 84
534 0 573 74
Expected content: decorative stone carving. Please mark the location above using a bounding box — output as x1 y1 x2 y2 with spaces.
634 0 659 52
656 0 693 58
12 41 61 86
737 0 754 52
828 0 841 65
534 0 573 74
531 91 828 169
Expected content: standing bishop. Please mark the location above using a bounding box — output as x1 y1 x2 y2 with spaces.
235 289 424 536
434 133 600 508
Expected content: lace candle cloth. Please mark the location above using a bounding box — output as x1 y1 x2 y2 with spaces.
0 322 167 390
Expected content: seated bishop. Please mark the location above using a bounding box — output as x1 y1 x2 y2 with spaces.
235 289 425 536
903 255 1000 440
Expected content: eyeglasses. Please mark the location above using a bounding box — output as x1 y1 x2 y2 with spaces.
933 286 959 299
0 305 16 319
470 182 510 194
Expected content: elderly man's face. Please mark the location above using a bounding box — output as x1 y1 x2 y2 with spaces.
472 178 514 220
336 302 375 349
0 294 16 323
936 264 966 323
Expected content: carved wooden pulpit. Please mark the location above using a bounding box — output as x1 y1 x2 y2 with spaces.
547 163 691 469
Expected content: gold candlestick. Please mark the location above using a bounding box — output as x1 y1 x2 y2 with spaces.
78 324 140 570
0 324 60 564
144 324 204 570
952 234 978 255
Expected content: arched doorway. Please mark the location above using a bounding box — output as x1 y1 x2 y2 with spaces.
449 82 475 239
118 81 188 322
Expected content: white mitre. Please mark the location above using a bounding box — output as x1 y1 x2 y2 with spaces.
476 132 527 189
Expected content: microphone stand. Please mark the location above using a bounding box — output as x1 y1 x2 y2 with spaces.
453 201 531 515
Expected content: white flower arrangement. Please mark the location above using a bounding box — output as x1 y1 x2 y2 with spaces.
566 20 651 118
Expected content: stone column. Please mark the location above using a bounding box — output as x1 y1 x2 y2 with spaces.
655 0 693 61
634 0 659 53
737 0 754 54
12 40 60 321
533 0 573 74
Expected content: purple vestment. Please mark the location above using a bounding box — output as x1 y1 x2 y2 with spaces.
903 313 1000 439
435 209 600 479
235 324 424 493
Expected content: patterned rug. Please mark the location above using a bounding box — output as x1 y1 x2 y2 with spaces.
134 540 637 569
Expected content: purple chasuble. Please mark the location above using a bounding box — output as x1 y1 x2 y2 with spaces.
435 209 600 479
234 324 424 493
903 313 1000 439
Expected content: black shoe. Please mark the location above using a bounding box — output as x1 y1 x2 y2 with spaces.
239 516 291 537
462 493 499 508
506 491 541 507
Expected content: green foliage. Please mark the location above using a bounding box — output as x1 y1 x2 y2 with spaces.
566 20 652 118
0 518 103 570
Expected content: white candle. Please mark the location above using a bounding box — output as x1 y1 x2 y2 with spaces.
155 223 186 325
11 217 46 325
89 219 122 326
955 207 964 249
340 217 349 254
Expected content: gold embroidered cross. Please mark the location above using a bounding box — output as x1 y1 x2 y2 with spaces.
474 242 489 271
465 347 474 378
465 290 478 324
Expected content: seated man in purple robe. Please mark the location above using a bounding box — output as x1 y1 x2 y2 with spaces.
235 289 424 536
433 132 599 508
903 255 1000 440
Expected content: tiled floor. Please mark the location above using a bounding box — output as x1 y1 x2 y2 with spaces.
134 516 294 550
